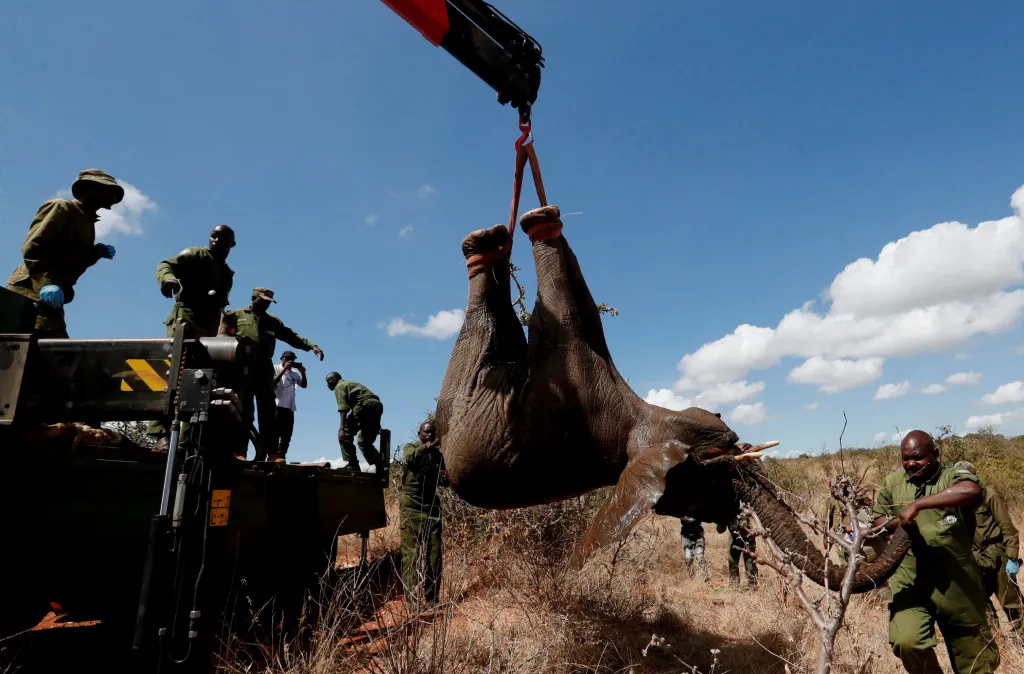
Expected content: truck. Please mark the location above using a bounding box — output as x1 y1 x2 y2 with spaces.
0 287 390 673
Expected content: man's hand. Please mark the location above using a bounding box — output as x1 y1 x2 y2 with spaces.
338 429 347 444
283 360 293 371
161 279 181 298
95 243 116 260
312 346 324 360
1008 558 1021 576
296 363 306 372
897 502 922 527
39 285 64 310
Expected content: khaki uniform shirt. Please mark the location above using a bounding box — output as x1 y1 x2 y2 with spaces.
156 247 234 336
6 199 101 302
333 380 380 414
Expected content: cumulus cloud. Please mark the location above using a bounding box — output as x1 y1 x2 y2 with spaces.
921 383 947 395
399 224 414 238
674 186 1024 393
946 371 982 386
417 185 437 199
805 402 819 410
787 357 884 393
691 380 765 407
59 181 157 238
873 431 889 444
982 381 1024 405
364 214 379 226
874 381 911 401
728 402 767 425
645 388 694 411
891 429 908 443
386 308 465 339
966 410 1020 430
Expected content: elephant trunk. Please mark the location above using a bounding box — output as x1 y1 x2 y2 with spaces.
731 471 911 594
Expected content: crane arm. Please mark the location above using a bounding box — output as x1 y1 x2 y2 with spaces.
380 0 544 121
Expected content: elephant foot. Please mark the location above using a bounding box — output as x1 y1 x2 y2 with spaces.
463 224 510 278
520 205 563 242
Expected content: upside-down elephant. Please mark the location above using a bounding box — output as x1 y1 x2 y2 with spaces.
435 204 911 591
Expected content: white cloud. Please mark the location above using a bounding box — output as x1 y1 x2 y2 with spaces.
417 185 437 199
874 381 911 401
891 429 908 443
60 181 157 238
399 224 414 238
364 214 379 226
313 457 376 472
946 371 982 386
787 357 884 394
386 308 465 339
691 380 765 407
966 410 1021 430
954 353 971 360
728 402 767 425
674 186 1024 392
645 388 694 411
982 381 1024 405
873 431 889 444
921 383 947 395
804 402 819 410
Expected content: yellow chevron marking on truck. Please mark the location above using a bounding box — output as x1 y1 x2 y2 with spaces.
126 359 168 392
121 380 132 392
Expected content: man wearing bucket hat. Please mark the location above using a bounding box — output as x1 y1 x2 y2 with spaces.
6 169 124 337
219 287 324 462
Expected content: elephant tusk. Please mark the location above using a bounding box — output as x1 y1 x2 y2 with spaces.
735 452 764 462
748 441 779 452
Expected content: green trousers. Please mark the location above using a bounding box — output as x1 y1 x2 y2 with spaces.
400 507 442 604
340 400 383 470
888 593 999 673
981 559 1022 628
728 528 758 588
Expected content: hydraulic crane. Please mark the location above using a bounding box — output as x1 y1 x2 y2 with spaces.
380 0 544 122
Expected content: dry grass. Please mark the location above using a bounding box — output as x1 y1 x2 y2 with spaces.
225 431 1024 673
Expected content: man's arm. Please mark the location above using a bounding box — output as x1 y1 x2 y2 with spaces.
21 201 74 288
273 363 287 385
217 311 237 336
871 482 895 530
992 492 1020 560
297 366 307 388
890 481 983 528
335 384 350 442
156 249 191 298
269 317 324 360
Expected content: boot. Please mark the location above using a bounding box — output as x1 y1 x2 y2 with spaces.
267 452 286 464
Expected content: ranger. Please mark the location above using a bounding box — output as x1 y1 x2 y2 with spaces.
953 460 1022 630
219 288 324 461
6 169 122 337
400 421 446 606
148 225 236 449
721 514 757 590
872 431 999 674
680 516 710 582
325 372 384 473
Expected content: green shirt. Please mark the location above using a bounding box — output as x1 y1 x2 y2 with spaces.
872 463 983 595
6 199 101 303
333 380 379 413
218 306 314 363
401 441 445 512
974 486 1020 568
156 247 234 335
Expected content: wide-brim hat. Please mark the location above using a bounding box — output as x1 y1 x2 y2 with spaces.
71 169 125 205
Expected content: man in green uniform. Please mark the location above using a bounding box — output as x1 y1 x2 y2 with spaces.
872 431 999 674
6 169 123 337
325 372 384 473
400 421 445 607
147 225 236 448
219 288 324 461
954 460 1022 630
720 514 758 590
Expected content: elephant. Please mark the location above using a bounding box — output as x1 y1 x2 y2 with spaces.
435 204 911 592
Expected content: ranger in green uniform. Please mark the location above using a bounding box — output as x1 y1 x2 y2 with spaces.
6 169 123 337
219 288 324 461
720 514 758 590
872 431 999 674
325 372 384 472
400 421 445 606
147 225 237 448
954 460 1022 630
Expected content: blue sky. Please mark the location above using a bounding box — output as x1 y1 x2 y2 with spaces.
3 1 1024 461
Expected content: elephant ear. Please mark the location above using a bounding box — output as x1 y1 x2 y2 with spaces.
569 441 690 570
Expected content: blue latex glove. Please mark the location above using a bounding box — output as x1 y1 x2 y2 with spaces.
1007 559 1020 576
95 243 116 259
39 285 64 309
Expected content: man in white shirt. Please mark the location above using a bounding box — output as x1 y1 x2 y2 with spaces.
271 350 307 462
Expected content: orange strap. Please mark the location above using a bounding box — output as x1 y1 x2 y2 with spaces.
466 118 549 278
527 220 562 242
